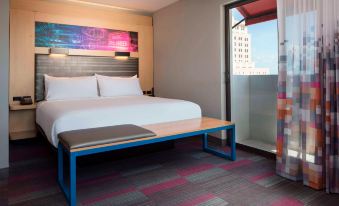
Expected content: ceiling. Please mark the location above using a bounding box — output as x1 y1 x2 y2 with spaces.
63 0 179 14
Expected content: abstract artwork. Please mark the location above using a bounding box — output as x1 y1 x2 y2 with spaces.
35 22 138 52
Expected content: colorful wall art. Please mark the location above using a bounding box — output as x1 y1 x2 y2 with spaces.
35 22 138 52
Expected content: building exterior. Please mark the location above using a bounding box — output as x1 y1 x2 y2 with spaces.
232 17 270 75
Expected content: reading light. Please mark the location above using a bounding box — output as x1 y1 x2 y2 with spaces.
49 48 69 57
115 52 130 60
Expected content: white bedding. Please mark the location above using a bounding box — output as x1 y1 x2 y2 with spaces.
36 96 202 147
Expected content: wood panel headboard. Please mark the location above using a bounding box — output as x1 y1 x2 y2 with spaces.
35 54 138 101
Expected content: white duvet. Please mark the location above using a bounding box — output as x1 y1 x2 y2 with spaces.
36 96 202 147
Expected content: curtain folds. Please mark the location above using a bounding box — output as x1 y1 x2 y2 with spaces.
276 0 339 193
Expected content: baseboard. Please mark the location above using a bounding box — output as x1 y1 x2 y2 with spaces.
237 143 276 160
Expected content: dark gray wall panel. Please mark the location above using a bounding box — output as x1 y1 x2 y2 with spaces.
35 55 138 101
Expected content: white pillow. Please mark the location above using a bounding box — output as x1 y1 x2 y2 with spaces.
96 75 143 97
44 75 98 100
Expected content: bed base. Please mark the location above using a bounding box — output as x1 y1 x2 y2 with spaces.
57 117 235 206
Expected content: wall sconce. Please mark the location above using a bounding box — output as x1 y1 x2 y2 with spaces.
49 48 69 57
114 52 130 60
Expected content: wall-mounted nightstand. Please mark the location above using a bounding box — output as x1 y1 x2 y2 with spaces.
9 103 37 140
9 103 36 111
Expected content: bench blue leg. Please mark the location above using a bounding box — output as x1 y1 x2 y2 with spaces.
58 143 64 184
202 125 236 161
69 153 77 206
58 143 77 206
230 125 236 160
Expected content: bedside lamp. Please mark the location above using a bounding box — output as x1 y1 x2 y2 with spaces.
49 48 69 57
115 52 130 60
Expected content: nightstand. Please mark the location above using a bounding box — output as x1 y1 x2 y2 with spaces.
9 103 37 140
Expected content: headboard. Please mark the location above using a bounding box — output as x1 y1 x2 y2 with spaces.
35 55 138 101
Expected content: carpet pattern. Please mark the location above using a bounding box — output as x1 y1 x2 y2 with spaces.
4 138 339 206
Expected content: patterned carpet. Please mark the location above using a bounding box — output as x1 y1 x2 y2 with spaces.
3 137 339 206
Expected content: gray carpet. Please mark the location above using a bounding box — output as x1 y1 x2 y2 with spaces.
3 137 339 206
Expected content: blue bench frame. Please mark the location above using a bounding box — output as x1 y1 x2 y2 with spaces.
57 124 235 206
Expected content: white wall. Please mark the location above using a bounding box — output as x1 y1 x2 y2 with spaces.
0 0 9 169
153 0 277 146
153 0 234 120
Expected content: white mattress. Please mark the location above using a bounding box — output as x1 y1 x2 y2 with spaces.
36 96 202 147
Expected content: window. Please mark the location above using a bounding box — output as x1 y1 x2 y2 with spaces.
231 9 278 76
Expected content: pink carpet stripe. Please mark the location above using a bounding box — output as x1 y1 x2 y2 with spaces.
220 159 252 170
78 172 119 186
9 179 56 197
82 187 135 205
9 169 56 183
249 171 275 182
10 149 49 162
178 194 216 206
178 163 214 176
141 178 187 195
270 197 304 206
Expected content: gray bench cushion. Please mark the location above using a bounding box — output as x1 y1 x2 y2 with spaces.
58 124 156 150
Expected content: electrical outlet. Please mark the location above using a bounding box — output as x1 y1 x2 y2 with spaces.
13 96 22 101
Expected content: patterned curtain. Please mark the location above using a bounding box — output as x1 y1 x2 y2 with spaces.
276 0 339 193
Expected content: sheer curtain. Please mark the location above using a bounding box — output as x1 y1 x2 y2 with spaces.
276 0 339 193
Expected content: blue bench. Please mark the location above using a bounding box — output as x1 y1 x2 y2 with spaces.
57 117 236 206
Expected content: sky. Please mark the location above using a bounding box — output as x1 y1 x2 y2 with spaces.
232 9 278 75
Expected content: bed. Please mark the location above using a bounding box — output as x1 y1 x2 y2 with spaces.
36 95 202 148
34 55 234 206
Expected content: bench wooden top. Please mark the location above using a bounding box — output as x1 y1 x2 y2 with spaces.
69 117 234 152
